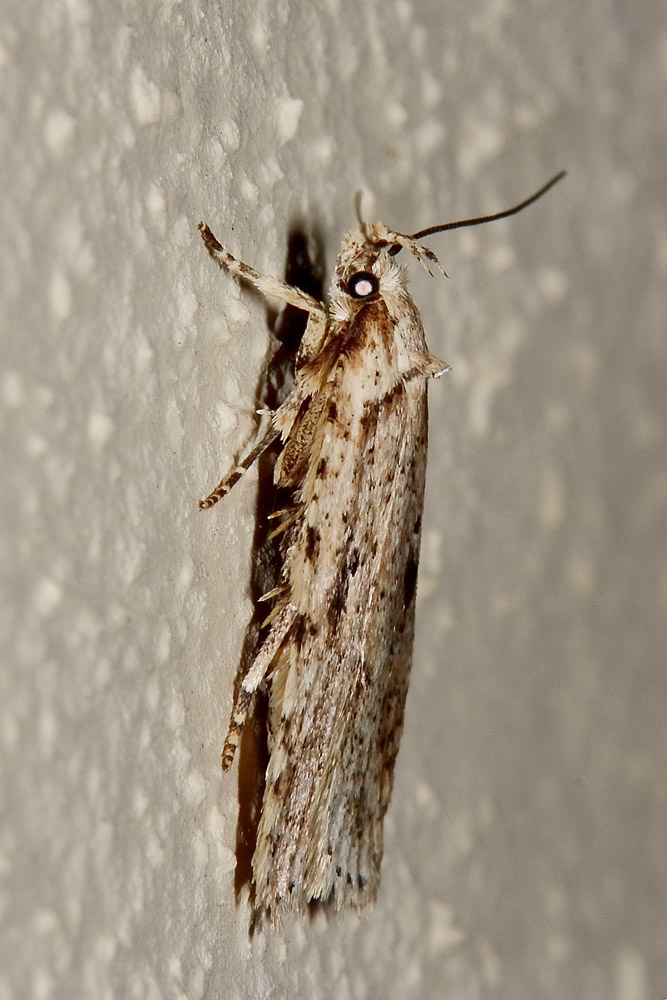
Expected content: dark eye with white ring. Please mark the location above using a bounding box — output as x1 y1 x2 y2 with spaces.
347 271 379 299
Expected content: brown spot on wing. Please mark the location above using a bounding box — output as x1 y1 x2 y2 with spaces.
305 525 320 562
403 556 419 608
326 544 361 627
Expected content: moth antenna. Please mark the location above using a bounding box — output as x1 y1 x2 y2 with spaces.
354 189 373 241
408 171 566 241
353 190 364 226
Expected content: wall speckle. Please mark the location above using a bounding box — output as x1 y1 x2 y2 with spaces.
275 96 304 144
129 64 162 126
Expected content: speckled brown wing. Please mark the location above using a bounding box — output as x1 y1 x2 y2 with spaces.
251 301 430 918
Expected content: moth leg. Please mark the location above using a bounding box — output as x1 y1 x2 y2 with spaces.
198 223 326 318
199 423 280 510
221 685 252 771
221 603 297 769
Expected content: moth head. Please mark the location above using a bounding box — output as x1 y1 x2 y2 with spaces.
334 207 444 305
332 229 392 304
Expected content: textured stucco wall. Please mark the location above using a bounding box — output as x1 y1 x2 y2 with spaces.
3 0 666 997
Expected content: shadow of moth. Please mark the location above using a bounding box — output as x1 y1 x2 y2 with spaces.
198 172 565 924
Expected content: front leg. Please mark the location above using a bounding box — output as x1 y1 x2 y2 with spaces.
198 223 326 317
198 223 328 508
199 422 280 510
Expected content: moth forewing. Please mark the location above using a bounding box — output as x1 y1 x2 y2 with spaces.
198 172 565 923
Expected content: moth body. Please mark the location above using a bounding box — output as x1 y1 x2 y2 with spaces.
198 171 564 922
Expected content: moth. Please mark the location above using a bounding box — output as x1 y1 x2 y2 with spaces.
198 171 564 922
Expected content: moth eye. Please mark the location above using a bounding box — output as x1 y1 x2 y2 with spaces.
347 271 379 299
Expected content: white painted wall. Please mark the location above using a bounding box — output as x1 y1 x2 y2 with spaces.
3 0 666 997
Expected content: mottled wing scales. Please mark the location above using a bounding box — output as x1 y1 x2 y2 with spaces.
251 303 430 917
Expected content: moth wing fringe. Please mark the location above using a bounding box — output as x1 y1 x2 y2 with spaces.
242 603 298 694
267 506 301 540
